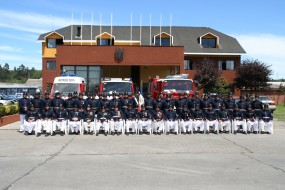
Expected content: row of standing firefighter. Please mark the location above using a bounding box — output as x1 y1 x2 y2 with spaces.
18 91 273 136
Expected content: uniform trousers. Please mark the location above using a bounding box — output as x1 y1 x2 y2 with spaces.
52 120 67 133
24 120 37 133
219 120 231 132
206 120 218 132
259 120 273 134
110 120 123 132
193 120 204 132
247 120 258 132
138 120 152 132
152 120 164 133
125 120 137 133
96 121 109 132
179 120 192 133
233 119 246 132
20 114 26 132
165 120 178 133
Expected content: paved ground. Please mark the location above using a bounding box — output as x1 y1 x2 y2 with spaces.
0 120 285 190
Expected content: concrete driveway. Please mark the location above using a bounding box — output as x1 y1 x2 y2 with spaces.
0 120 285 190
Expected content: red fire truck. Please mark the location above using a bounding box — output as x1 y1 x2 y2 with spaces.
148 74 196 99
99 78 134 95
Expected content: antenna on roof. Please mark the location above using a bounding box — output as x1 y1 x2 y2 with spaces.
170 13 172 46
160 13 162 46
110 13 113 46
100 12 102 45
130 12 132 45
81 12 83 45
71 12 73 45
149 13 151 46
140 13 142 45
91 12 93 45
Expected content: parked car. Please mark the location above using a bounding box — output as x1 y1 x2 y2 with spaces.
0 95 15 106
259 96 276 112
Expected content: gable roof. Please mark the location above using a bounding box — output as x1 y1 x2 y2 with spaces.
38 25 246 54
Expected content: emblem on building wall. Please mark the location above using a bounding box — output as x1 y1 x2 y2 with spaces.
115 48 124 63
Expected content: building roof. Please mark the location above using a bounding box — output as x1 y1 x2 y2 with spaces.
38 25 246 54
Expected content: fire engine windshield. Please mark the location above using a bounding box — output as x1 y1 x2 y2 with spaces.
163 80 193 92
103 82 132 93
51 83 79 96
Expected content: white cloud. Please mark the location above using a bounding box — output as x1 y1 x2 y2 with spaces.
0 54 41 69
234 33 285 79
0 9 83 34
0 46 22 52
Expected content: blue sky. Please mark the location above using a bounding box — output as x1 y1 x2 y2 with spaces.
0 0 285 78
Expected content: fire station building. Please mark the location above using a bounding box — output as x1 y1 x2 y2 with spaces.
38 25 246 94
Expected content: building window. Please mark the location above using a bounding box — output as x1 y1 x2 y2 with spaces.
47 38 63 48
218 60 234 70
201 38 216 48
47 61 56 70
155 37 171 46
184 60 193 70
97 39 114 46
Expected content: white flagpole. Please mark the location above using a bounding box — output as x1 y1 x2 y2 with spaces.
160 13 162 46
130 12 132 45
140 13 142 45
170 13 172 46
81 13 83 45
149 13 151 46
100 12 102 45
91 12 93 45
71 12 73 45
111 13 112 45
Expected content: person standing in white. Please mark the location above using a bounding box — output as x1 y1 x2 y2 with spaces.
18 91 31 133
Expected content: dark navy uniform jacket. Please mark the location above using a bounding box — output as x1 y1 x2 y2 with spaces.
69 110 83 121
110 98 122 110
110 110 124 121
83 110 95 122
218 109 231 121
150 110 164 121
138 110 152 120
19 97 31 114
232 109 244 121
178 109 193 121
144 97 155 110
41 108 54 119
31 98 43 112
245 110 256 121
261 109 273 122
124 109 137 120
25 110 39 121
165 110 177 121
120 98 132 111
42 98 52 108
54 109 68 120
51 97 65 109
205 109 218 121
193 109 204 120
97 111 109 122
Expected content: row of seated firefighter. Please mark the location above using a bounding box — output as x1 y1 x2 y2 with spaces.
22 102 273 137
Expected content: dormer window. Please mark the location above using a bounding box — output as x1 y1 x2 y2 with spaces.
199 32 219 48
154 32 173 46
47 38 63 48
96 32 115 46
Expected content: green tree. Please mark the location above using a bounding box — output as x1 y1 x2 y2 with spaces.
235 59 273 93
212 77 232 95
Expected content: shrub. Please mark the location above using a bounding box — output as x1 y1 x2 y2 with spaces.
0 104 19 117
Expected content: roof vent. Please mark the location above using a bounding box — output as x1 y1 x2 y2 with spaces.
76 26 81 37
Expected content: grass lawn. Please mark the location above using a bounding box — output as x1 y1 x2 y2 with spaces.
274 104 285 122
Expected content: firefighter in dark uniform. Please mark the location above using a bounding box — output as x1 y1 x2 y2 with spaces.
121 92 132 112
163 94 175 113
225 93 236 115
31 92 43 113
218 103 231 134
38 103 54 137
259 104 273 134
42 92 52 109
245 105 258 134
178 105 193 134
154 95 164 111
205 104 218 134
90 92 101 113
110 92 122 111
201 93 213 113
100 93 111 112
96 106 109 136
175 93 188 115
68 105 83 135
76 92 87 110
151 106 164 135
212 94 224 111
110 105 124 135
237 95 248 114
19 91 31 133
83 104 96 135
165 105 178 135
24 103 39 135
191 92 202 111
124 104 138 135
144 92 155 112
53 103 68 136
245 93 253 108
137 105 152 135
51 91 64 113
192 105 205 134
252 95 263 119
232 104 247 134
64 93 75 115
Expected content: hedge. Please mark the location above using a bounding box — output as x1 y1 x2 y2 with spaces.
0 103 19 117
